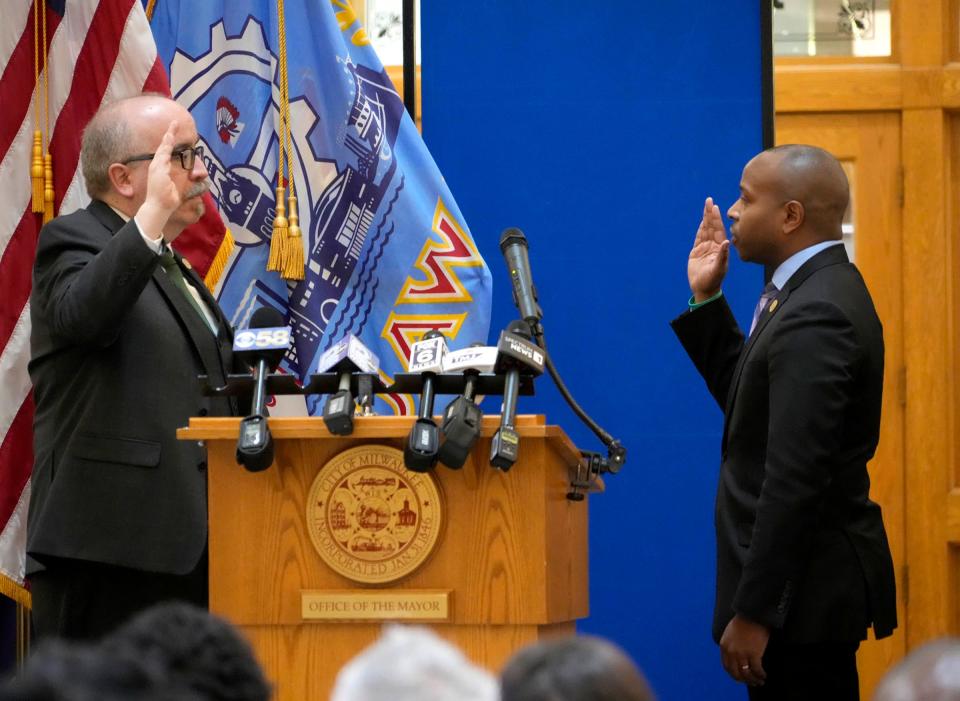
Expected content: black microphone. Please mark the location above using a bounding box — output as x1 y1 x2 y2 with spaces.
499 228 542 330
404 330 448 472
234 306 289 472
490 320 544 471
437 343 497 469
317 334 380 435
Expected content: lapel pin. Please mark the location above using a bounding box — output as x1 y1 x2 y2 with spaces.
769 299 779 313
182 258 193 271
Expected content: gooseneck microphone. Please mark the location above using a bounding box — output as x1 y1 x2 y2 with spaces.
404 330 448 472
499 228 542 332
234 306 290 472
499 228 627 479
317 334 380 435
490 320 544 471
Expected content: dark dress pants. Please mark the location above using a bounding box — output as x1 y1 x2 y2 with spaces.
28 552 207 642
747 641 861 701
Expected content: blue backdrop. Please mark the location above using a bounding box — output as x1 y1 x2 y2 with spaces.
421 3 766 699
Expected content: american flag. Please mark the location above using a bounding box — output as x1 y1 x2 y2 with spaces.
0 0 231 604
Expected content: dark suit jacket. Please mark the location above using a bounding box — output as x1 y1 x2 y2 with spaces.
672 245 897 645
28 200 238 576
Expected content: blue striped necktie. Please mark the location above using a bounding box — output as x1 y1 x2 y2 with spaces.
748 282 778 336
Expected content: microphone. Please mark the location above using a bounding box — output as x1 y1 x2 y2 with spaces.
437 344 498 469
317 334 380 435
234 306 290 472
403 330 448 472
499 228 542 330
490 320 545 471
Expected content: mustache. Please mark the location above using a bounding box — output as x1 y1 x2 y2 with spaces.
184 182 209 200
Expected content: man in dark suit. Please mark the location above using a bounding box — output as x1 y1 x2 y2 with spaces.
671 145 897 700
28 94 239 640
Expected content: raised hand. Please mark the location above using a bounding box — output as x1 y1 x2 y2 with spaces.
687 197 730 301
145 122 182 214
135 122 183 241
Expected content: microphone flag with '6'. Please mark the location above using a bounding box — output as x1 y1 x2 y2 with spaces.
404 331 448 472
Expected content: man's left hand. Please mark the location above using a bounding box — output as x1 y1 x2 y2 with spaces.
719 614 770 686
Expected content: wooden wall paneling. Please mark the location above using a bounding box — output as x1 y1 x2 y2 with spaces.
774 66 902 113
899 0 950 66
903 108 952 647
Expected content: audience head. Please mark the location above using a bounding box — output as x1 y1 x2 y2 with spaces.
330 625 498 701
100 601 271 701
500 635 655 701
0 638 202 701
873 637 960 701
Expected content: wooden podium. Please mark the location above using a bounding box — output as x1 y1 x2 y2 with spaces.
178 414 589 700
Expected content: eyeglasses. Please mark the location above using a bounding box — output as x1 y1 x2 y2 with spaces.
121 144 204 170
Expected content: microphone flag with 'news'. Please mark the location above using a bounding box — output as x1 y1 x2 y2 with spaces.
149 1 493 417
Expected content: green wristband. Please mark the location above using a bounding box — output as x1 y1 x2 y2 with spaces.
688 290 723 309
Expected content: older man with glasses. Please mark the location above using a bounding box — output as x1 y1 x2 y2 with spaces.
27 94 244 640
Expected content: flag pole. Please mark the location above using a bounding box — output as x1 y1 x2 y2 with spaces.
402 0 416 121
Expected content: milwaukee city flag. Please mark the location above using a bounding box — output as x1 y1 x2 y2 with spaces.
149 0 493 415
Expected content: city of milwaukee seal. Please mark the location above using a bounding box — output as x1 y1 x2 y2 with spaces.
306 446 443 584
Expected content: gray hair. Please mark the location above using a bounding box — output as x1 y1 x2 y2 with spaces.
80 100 134 198
330 626 498 701
873 637 960 701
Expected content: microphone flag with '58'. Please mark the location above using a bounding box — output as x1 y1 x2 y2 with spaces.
234 306 291 472
317 334 380 435
490 320 544 471
404 330 448 472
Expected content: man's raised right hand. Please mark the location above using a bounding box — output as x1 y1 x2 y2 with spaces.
687 197 730 302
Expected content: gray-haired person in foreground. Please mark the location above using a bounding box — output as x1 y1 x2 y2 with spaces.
873 638 960 701
330 625 498 701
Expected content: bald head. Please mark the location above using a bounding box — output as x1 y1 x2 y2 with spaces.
761 144 850 239
873 638 960 701
80 94 193 198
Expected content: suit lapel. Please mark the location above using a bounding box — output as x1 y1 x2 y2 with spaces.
721 245 850 444
87 200 230 377
153 255 227 378
722 286 791 420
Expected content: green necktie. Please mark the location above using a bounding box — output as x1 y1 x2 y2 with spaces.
158 249 217 334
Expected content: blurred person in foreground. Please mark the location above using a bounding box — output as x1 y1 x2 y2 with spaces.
330 625 497 701
500 635 655 701
872 638 960 701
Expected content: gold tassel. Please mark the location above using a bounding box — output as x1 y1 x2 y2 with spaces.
31 131 44 212
203 229 236 292
267 185 288 271
42 152 54 223
282 193 305 281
